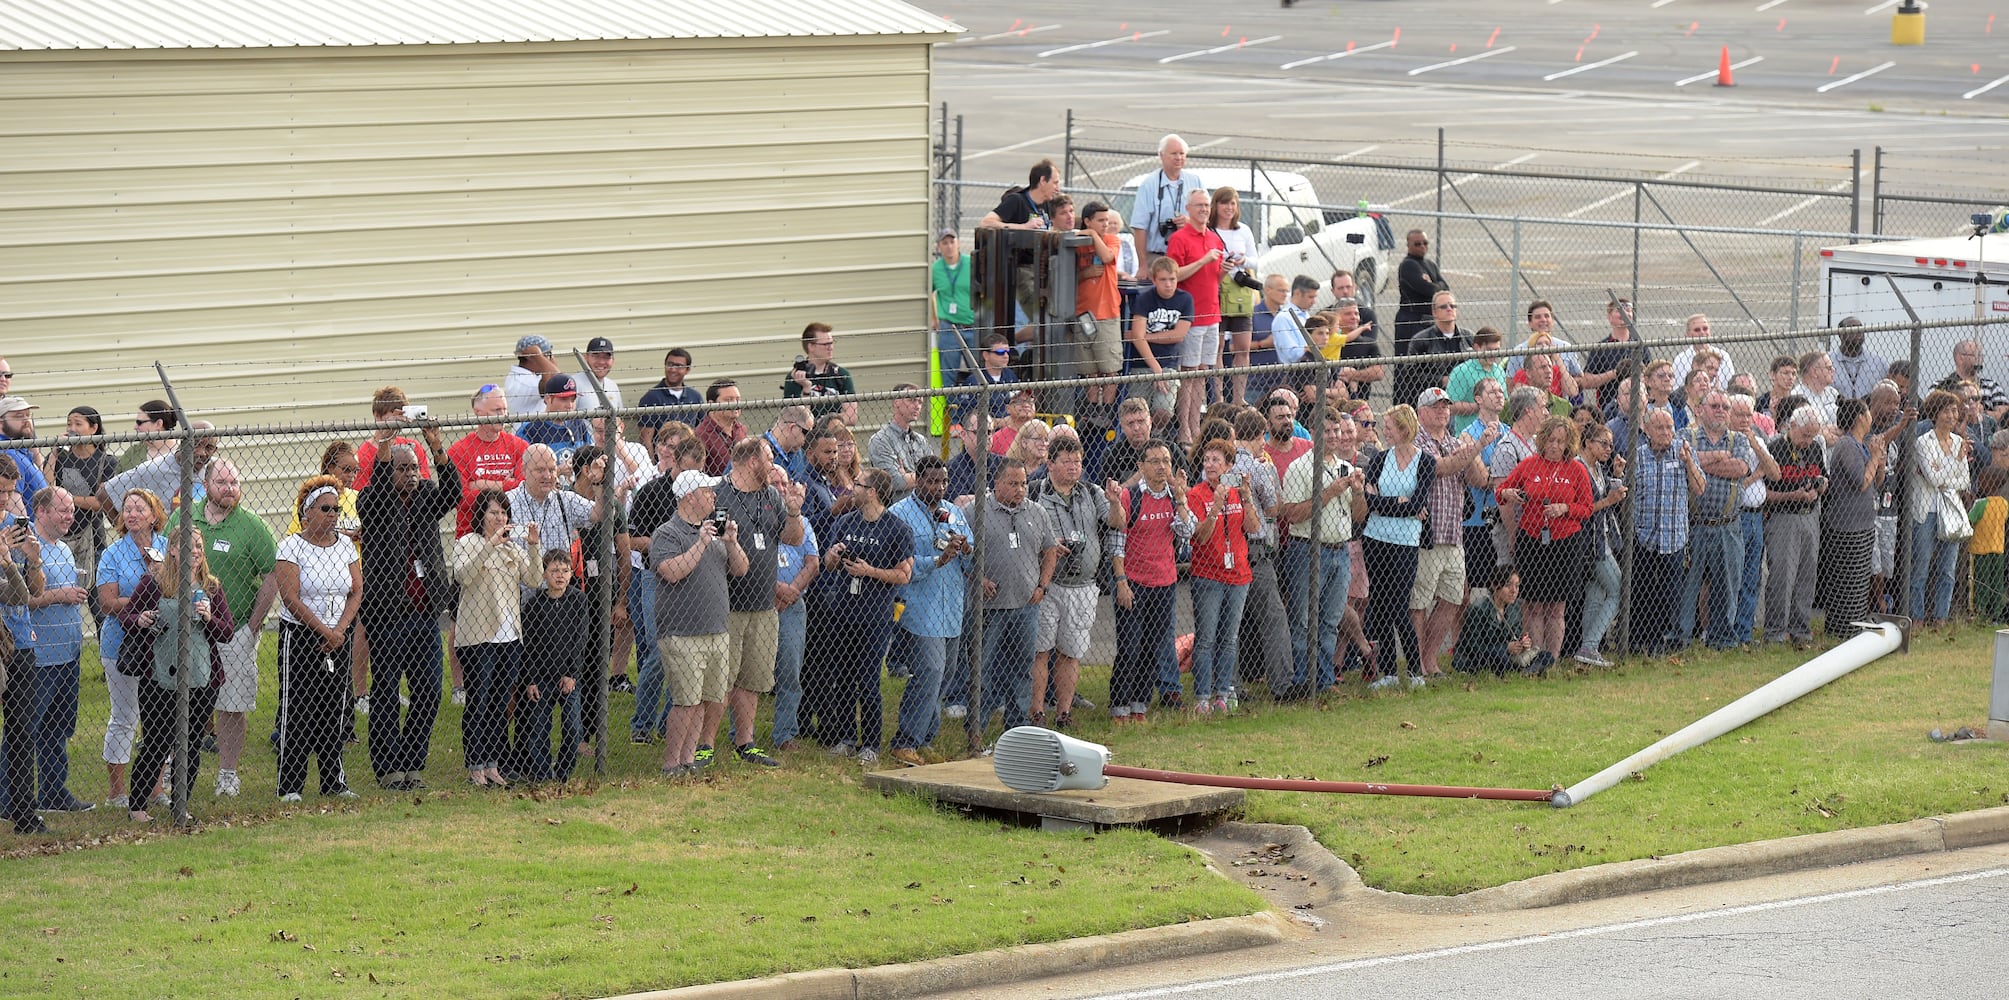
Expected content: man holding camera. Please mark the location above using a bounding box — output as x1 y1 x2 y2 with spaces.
1130 135 1206 264
784 323 858 426
653 469 749 777
1412 388 1490 677
1029 436 1123 729
1279 408 1365 695
702 437 804 769
887 456 969 765
965 459 1057 738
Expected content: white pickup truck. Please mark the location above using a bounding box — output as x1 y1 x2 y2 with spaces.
1115 166 1393 307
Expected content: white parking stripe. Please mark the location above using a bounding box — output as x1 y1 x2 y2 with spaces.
967 23 1062 42
1386 153 1540 207
1407 45 1517 76
1038 30 1169 58
964 131 1067 161
1333 145 1382 162
1816 60 1894 93
1544 50 1639 81
1675 55 1763 86
1159 34 1282 64
1863 0 1899 12
1281 39 1396 70
1563 161 1702 217
1755 0 1788 9
1649 0 1680 8
1086 137 1232 178
1755 179 1852 226
1964 74 2009 100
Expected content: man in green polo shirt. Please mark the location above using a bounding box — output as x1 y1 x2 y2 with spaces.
1445 326 1508 435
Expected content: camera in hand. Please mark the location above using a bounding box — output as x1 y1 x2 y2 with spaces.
1157 218 1180 239
1057 533 1085 577
932 506 963 551
710 508 730 533
1231 269 1263 292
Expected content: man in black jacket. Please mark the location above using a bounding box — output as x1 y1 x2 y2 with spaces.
356 420 459 791
1393 230 1447 355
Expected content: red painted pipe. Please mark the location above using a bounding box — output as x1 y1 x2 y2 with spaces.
1102 764 1556 802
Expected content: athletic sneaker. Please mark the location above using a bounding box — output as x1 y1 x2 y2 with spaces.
827 742 856 758
1573 650 1613 668
451 687 467 707
610 674 636 694
327 786 360 800
889 748 925 767
1406 675 1426 690
354 695 370 717
857 748 879 767
278 792 302 803
692 745 715 770
214 770 241 798
1195 698 1213 717
943 704 967 720
1368 675 1401 691
734 744 780 768
1212 695 1231 714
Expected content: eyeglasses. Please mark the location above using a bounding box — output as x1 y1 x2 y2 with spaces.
0 370 13 378
1434 303 1458 310
1358 420 1378 428
311 504 340 513
665 362 691 369
811 340 835 347
990 348 1011 356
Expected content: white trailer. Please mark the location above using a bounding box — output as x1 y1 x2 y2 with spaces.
1819 234 2009 392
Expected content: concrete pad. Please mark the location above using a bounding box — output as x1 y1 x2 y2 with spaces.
864 757 1244 830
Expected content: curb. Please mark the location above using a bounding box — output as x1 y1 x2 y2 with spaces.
607 911 1291 1000
609 804 2009 999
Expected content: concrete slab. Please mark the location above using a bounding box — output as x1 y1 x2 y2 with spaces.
864 758 1244 830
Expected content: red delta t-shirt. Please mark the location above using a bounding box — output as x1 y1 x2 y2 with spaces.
1120 487 1183 588
1166 224 1225 327
448 431 529 536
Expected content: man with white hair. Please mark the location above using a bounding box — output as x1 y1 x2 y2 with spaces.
1130 134 1207 263
1669 313 1735 394
1677 389 1755 650
1764 404 1827 649
504 444 596 558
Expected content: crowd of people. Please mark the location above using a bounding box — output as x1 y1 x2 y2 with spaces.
2 141 2005 838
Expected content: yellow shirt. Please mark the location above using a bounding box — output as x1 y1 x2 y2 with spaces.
1970 495 2007 556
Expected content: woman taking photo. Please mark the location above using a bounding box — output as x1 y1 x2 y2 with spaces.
1360 405 1434 688
451 488 540 787
806 468 912 763
95 488 167 810
1497 416 1594 670
118 529 236 822
1822 399 1882 640
1211 187 1260 404
1187 439 1254 714
1572 423 1628 667
273 475 362 801
1910 389 1972 626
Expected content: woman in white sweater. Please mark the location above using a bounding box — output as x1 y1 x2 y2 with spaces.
1909 389 1972 626
451 488 541 786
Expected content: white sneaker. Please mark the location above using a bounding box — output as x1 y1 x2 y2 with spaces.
1406 675 1426 690
943 704 967 720
214 770 240 798
857 748 879 767
1368 676 1400 691
278 792 302 803
354 695 370 716
1573 651 1613 668
451 688 467 707
399 692 411 708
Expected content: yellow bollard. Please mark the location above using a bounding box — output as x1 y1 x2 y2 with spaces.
1890 3 1925 45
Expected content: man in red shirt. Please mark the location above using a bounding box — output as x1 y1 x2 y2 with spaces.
355 386 432 489
1166 188 1225 446
447 385 527 537
1262 394 1311 480
694 379 747 478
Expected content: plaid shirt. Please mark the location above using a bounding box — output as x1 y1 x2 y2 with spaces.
1416 429 1466 547
1687 424 1754 524
1633 441 1690 554
1232 447 1280 547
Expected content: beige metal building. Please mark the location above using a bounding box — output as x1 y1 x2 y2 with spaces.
0 0 958 435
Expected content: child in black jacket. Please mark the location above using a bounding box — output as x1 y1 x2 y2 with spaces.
513 550 588 781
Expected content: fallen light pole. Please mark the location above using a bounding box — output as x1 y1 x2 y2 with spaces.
1551 617 1908 808
991 726 1555 802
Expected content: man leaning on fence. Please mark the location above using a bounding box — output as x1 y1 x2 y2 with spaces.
165 460 276 799
1678 390 1756 651
355 421 458 792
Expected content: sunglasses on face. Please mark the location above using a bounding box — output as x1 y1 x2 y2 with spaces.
990 348 1011 356
312 504 340 514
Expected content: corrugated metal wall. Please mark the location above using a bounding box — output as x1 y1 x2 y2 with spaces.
0 39 935 434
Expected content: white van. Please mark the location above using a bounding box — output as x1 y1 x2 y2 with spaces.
1113 166 1394 306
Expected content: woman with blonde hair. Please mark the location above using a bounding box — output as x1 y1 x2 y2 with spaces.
117 527 236 822
1006 418 1053 482
1359 404 1435 688
95 487 168 809
272 474 362 801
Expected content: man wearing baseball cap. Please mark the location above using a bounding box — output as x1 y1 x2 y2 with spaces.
573 337 624 412
0 398 47 514
651 468 748 777
1412 386 1489 679
518 374 592 483
504 335 559 418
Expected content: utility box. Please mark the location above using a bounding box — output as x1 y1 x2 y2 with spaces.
1992 630 2009 741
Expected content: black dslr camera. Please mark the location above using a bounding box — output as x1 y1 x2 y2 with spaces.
1157 218 1181 240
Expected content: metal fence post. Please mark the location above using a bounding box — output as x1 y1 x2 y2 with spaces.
1850 147 1862 237
1508 218 1521 341
1871 146 1884 236
1790 232 1804 344
964 377 992 752
1434 128 1446 268
1063 108 1075 188
574 349 618 775
154 362 197 827
952 114 964 234
1631 182 1643 309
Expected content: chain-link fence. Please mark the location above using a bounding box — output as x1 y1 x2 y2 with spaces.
1871 144 2009 239
5 316 2005 835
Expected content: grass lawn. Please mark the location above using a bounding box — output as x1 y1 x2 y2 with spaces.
5 623 2004 996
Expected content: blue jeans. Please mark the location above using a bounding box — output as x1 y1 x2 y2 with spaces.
514 685 582 781
769 606 806 745
628 570 665 739
1910 513 1961 620
1579 547 1621 654
1678 521 1743 649
0 657 80 811
892 630 948 750
1733 510 1765 644
1113 582 1175 712
1281 541 1350 691
1189 577 1249 699
944 595 978 710
979 604 1039 731
458 641 519 771
937 322 976 375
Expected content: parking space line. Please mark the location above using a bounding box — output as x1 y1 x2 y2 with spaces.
1563 161 1702 217
1407 45 1517 76
1755 179 1851 226
1159 34 1282 64
1544 50 1638 81
968 23 1062 42
1650 0 1680 8
1675 55 1763 86
1964 74 2009 99
1088 137 1232 177
1756 0 1788 9
1333 145 1382 162
1386 153 1540 207
1280 39 1395 70
964 131 1067 161
1816 60 1894 92
1037 30 1170 58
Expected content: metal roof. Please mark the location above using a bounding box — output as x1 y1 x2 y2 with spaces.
0 0 962 50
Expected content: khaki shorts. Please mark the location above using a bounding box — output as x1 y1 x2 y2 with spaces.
1035 582 1099 659
658 633 730 707
215 624 263 714
1087 317 1124 374
1409 543 1467 611
726 609 779 694
1178 323 1223 369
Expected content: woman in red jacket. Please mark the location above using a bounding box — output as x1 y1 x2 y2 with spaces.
1496 416 1593 671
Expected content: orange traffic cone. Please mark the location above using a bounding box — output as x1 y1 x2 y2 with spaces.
1714 45 1736 86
